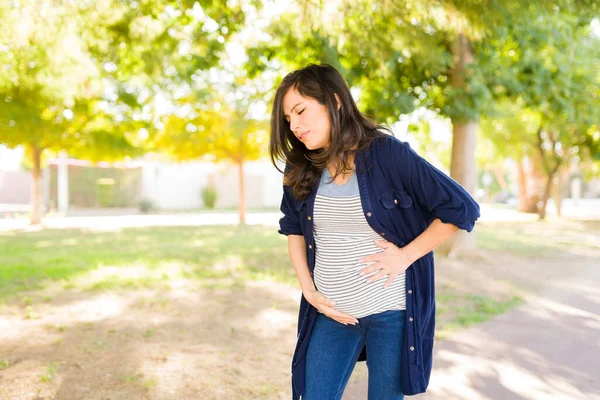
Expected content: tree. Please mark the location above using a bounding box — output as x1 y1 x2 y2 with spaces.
0 0 251 224
478 104 542 211
477 5 600 219
152 69 269 224
79 0 259 222
247 0 599 252
0 1 129 224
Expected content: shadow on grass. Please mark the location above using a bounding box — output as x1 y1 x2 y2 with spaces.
436 292 524 339
476 219 600 257
0 225 293 301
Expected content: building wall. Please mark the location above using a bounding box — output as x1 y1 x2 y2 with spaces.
141 161 213 209
0 170 32 204
2 143 288 210
140 158 285 210
587 178 600 198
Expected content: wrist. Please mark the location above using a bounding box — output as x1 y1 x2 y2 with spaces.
302 286 317 298
401 245 419 265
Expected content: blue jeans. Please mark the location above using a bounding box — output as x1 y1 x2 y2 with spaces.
302 309 406 400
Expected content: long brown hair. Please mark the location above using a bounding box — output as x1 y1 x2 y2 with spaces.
270 63 390 200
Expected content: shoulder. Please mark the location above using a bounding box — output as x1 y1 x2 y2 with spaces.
366 133 416 165
368 133 410 152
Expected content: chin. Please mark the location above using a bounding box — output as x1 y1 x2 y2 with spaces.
305 144 324 151
305 141 327 151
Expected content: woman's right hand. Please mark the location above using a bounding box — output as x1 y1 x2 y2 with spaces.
304 289 359 325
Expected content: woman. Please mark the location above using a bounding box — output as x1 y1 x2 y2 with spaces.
270 63 480 400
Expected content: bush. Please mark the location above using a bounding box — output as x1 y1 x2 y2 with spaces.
201 185 218 209
95 178 115 207
52 165 142 208
139 198 154 213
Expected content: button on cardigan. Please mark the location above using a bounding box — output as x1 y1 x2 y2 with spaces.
278 134 480 399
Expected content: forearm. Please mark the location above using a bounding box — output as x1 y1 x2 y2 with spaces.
288 235 317 295
402 218 460 263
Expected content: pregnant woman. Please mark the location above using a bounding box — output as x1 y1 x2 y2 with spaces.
270 63 480 400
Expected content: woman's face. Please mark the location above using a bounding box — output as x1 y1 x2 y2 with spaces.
282 87 331 151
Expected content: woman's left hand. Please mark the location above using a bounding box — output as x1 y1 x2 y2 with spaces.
358 240 414 288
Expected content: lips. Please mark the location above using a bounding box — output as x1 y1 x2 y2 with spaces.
298 131 310 141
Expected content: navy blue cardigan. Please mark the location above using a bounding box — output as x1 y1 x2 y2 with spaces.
278 134 480 399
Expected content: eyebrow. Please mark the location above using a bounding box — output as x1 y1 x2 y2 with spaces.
283 102 304 118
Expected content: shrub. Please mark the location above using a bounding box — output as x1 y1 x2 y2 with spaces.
95 178 115 207
201 185 217 209
139 198 154 213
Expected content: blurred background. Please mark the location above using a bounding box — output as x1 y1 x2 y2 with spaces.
0 1 599 399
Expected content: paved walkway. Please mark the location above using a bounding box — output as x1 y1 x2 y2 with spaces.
343 257 600 400
0 211 282 231
2 199 600 231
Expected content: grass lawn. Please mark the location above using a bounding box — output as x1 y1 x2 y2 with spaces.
2 219 594 330
0 225 296 300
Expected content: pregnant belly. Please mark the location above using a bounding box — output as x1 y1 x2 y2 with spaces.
313 260 405 318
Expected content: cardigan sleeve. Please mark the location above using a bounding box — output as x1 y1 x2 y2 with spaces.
390 137 480 232
278 184 304 236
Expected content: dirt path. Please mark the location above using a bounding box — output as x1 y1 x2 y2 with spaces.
0 280 300 400
345 222 600 400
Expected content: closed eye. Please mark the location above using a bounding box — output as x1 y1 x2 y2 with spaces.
284 108 305 123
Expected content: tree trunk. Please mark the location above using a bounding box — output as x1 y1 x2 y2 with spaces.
445 121 478 257
238 159 246 225
535 127 562 221
29 143 44 225
538 173 554 220
553 181 561 217
57 150 69 214
491 165 508 192
517 156 539 213
552 165 569 217
517 157 528 211
440 33 478 257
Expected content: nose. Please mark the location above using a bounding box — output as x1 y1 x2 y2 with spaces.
289 115 301 133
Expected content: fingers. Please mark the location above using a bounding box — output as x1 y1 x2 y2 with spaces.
329 308 357 321
325 299 336 308
332 317 358 325
359 264 395 285
383 273 397 289
374 239 394 248
308 290 327 305
359 253 381 264
312 293 360 325
324 307 359 325
359 246 388 264
310 292 357 325
317 296 334 308
366 270 389 283
358 262 381 276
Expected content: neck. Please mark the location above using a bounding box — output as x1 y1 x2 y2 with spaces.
327 154 355 175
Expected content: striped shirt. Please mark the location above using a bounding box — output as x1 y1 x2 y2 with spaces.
313 168 406 318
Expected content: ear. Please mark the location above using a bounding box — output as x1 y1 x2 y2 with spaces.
334 93 341 111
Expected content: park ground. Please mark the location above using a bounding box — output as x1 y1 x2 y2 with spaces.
0 207 598 399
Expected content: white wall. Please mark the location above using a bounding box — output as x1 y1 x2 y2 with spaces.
243 159 285 208
0 145 23 171
141 158 284 210
3 145 287 210
587 178 600 198
141 160 214 209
